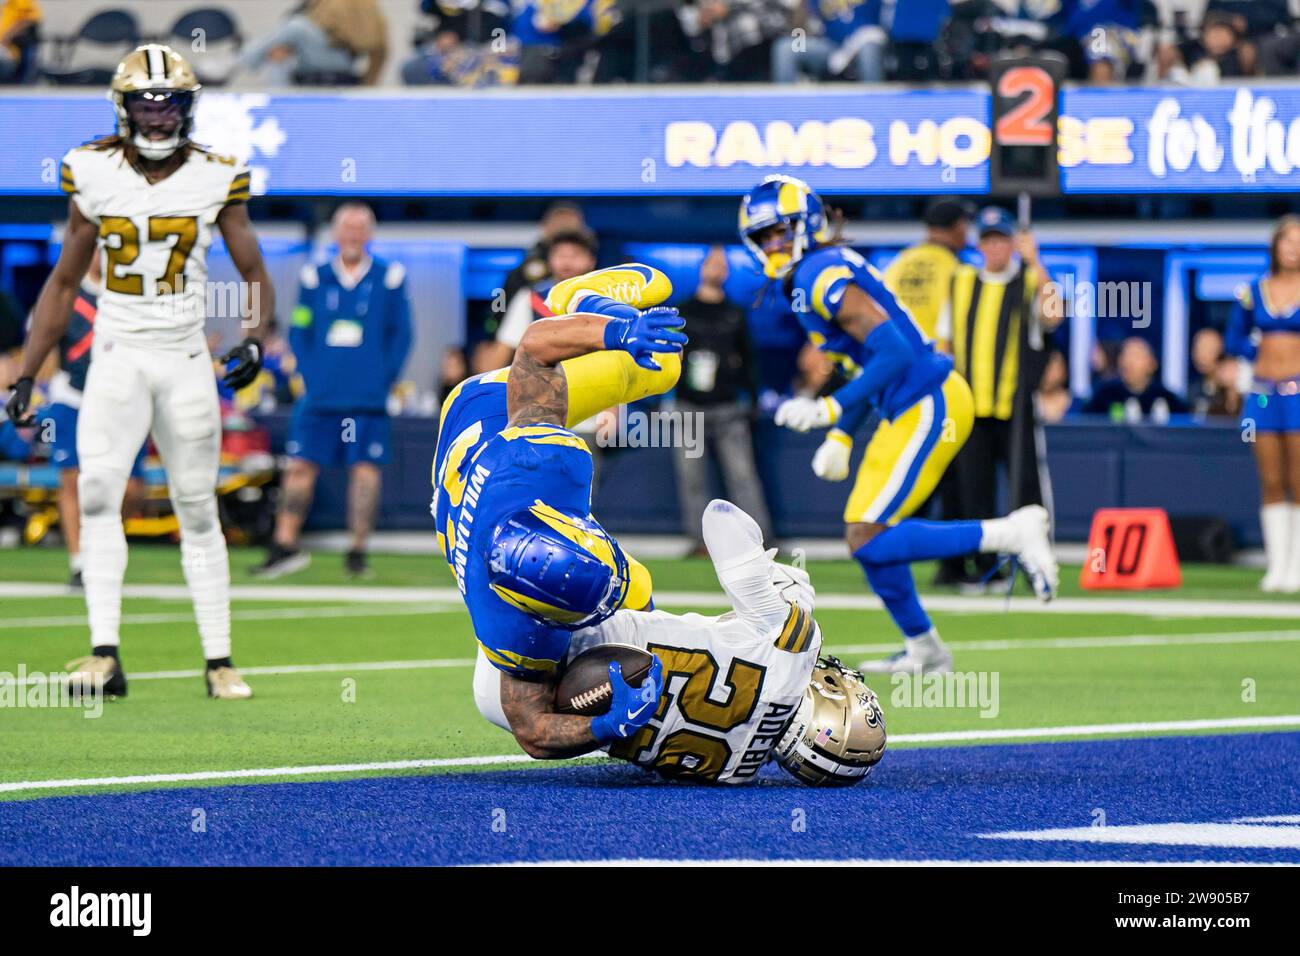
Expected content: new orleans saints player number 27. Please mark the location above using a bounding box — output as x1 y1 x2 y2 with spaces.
4 44 274 701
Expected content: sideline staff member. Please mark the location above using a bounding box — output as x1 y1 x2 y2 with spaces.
937 207 1062 582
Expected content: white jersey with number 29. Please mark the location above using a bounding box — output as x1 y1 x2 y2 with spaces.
571 564 821 784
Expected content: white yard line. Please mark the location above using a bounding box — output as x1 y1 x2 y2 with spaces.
0 603 458 631
826 630 1300 655
2 715 1296 796
5 629 1299 686
2 581 1295 619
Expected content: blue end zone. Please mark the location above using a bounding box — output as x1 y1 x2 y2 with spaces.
2 733 1297 865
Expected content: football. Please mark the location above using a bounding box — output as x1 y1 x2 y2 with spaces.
554 644 656 716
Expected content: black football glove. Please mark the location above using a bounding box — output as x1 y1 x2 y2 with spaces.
4 377 34 426
219 337 263 391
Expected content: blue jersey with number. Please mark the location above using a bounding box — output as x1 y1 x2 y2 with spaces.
788 245 952 419
433 371 595 678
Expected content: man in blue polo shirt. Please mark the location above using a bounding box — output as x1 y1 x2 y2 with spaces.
252 203 412 579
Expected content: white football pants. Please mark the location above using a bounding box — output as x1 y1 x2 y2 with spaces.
76 333 231 660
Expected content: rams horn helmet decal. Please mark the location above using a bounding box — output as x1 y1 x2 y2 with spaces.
487 501 631 630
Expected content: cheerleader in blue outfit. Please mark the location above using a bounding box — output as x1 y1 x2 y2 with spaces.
1227 216 1300 592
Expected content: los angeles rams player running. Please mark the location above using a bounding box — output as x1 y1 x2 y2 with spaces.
436 265 685 758
739 175 1058 675
4 45 272 699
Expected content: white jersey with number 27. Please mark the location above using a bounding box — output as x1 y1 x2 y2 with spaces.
60 143 250 347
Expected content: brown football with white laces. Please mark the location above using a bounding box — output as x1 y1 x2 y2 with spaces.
554 644 655 716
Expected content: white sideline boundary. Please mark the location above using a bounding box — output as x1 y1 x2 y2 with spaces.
2 714 1297 795
4 629 1300 686
2 580 1298 618
491 859 1291 867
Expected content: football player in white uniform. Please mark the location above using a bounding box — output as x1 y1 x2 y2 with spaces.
474 499 888 786
4 45 274 700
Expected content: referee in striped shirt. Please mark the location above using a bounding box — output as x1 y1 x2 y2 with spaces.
936 207 1063 585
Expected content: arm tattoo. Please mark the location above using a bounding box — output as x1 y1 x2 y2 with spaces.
499 671 599 759
506 348 568 428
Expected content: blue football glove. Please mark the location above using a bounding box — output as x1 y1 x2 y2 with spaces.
590 656 664 743
602 306 687 371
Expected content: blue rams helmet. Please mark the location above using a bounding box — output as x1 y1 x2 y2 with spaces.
487 501 631 630
739 175 833 279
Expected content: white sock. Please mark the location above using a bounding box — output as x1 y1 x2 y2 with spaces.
1285 505 1300 586
1260 502 1290 583
69 552 82 574
81 513 127 648
978 516 1017 553
907 628 944 656
181 526 232 661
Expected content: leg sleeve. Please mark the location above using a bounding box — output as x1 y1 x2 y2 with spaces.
701 499 790 636
560 350 681 429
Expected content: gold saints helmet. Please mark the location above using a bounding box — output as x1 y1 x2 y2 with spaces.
109 44 201 160
773 657 887 787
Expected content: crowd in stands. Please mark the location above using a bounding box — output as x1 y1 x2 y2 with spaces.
7 0 1300 88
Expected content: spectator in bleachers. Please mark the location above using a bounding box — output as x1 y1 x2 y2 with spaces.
1161 8 1254 82
680 0 795 82
1056 0 1150 83
1037 349 1075 423
230 0 389 87
1084 337 1188 421
501 202 586 304
0 0 40 83
402 1 518 86
513 0 618 84
1256 1 1300 75
253 203 412 581
1188 326 1240 419
773 1 886 84
887 0 952 81
478 228 598 372
670 245 772 554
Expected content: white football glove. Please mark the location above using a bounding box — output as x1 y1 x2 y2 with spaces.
774 395 841 433
811 429 853 482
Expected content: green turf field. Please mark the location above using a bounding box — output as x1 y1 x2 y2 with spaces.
2 543 1298 802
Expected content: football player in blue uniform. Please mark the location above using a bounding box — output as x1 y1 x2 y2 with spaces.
739 175 1058 674
436 265 681 757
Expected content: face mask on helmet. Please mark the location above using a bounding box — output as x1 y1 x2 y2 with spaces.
123 90 193 160
743 220 806 280
773 657 887 787
486 505 632 630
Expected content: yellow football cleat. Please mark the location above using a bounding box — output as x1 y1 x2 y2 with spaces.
544 264 673 315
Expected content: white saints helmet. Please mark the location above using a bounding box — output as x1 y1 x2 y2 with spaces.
774 657 887 786
109 44 201 160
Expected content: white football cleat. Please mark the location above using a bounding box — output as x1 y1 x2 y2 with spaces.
859 630 952 675
1006 505 1058 602
206 666 253 700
